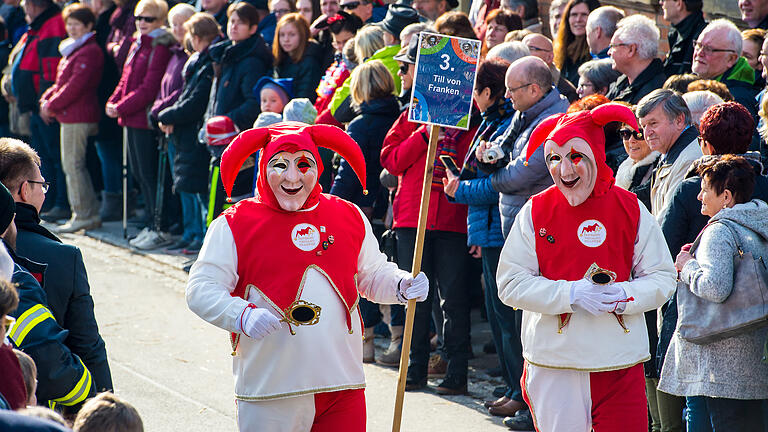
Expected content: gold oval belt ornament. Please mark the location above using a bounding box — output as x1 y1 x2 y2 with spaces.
585 263 617 285
583 263 629 333
281 300 321 335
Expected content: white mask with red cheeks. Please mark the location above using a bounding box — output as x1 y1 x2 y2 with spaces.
266 150 319 211
544 136 598 207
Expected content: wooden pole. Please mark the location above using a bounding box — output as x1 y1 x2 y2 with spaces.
391 124 441 432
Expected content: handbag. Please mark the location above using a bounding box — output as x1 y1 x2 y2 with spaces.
677 220 768 344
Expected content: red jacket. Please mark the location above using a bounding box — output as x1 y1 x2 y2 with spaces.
108 29 174 129
380 110 474 233
40 35 104 124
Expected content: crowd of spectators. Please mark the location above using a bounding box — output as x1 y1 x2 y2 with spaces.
2 0 768 429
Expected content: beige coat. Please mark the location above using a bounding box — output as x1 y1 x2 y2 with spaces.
650 133 702 220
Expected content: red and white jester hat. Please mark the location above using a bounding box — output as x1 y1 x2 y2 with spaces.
525 103 639 197
220 121 367 211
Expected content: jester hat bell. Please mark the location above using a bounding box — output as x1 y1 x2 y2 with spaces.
220 122 367 210
525 103 639 196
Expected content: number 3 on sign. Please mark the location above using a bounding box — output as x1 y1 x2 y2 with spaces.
439 54 450 70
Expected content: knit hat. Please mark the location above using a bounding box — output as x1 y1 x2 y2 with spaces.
526 103 639 197
206 116 239 147
220 122 367 211
254 112 284 128
283 98 318 124
0 183 15 236
253 77 293 103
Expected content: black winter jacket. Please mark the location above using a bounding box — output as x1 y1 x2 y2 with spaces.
606 58 667 105
663 11 707 77
330 96 400 210
159 50 214 194
206 33 273 131
274 40 325 102
14 203 113 395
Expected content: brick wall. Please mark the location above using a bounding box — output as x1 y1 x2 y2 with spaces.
534 0 745 58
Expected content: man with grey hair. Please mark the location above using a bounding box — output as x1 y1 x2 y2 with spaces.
502 0 542 34
586 6 625 59
692 19 759 118
636 89 702 218
486 41 530 64
606 15 666 105
522 33 579 102
475 55 569 431
661 0 707 76
548 0 567 39
636 88 700 432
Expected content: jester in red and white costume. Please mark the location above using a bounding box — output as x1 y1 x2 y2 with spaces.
186 122 428 432
496 104 676 432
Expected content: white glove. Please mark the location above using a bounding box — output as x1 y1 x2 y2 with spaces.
397 272 429 303
569 279 627 316
237 307 283 340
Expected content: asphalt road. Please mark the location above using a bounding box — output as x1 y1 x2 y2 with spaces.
68 233 512 432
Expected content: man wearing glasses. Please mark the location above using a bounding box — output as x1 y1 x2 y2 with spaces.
692 19 760 120
0 138 113 402
605 15 666 105
522 33 579 102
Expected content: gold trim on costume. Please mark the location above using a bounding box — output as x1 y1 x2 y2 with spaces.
525 356 649 372
235 383 366 401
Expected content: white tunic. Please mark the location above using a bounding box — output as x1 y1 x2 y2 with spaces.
187 207 408 400
496 199 677 371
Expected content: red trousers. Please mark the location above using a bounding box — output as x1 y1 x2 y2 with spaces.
312 388 366 432
522 361 647 432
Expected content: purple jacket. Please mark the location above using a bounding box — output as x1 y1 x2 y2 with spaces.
150 44 188 120
106 0 137 70
108 28 175 129
40 34 103 124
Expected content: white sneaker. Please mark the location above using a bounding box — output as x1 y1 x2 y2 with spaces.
129 228 151 246
133 231 174 250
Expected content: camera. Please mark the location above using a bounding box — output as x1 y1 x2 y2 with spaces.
481 141 505 163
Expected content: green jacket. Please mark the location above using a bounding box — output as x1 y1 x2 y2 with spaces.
329 44 402 122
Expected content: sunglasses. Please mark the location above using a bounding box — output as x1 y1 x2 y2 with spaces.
618 129 644 141
398 63 410 74
340 1 360 9
135 15 157 23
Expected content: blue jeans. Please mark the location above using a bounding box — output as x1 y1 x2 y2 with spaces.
30 113 68 210
704 397 765 431
360 298 405 328
686 396 712 432
482 246 525 403
95 138 122 193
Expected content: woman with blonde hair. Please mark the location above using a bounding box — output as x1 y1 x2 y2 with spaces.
273 12 324 101
107 0 176 249
330 59 400 363
553 0 600 86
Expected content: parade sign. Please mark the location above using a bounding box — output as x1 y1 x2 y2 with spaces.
409 32 480 130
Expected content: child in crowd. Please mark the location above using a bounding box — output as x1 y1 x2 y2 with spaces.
0 274 26 411
73 392 143 432
273 13 324 101
13 349 37 406
17 407 68 427
255 76 294 114
313 11 363 114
